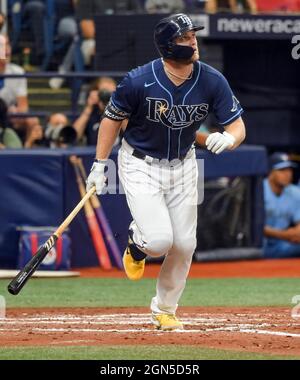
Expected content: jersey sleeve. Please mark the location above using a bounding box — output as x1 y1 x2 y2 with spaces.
104 74 136 121
212 74 243 127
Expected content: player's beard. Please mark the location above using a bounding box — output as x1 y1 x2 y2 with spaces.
191 47 200 62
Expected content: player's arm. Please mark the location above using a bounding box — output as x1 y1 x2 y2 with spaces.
195 131 209 147
86 72 135 194
223 116 246 150
85 117 122 195
95 117 123 160
197 117 245 150
206 117 245 154
264 223 300 244
206 72 245 154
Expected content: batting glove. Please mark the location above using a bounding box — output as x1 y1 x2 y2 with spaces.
205 131 236 155
86 161 106 195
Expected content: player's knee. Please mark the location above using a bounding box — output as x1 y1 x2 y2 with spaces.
172 237 197 258
145 233 173 258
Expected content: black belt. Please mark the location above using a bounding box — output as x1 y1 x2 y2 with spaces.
132 149 148 160
132 149 186 162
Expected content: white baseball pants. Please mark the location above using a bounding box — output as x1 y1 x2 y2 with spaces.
118 139 198 315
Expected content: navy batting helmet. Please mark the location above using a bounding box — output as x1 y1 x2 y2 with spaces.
154 13 204 60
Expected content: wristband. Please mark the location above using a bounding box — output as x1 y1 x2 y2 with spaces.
94 159 107 164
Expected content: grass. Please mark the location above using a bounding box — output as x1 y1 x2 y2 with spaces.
0 277 300 308
0 345 299 360
1 277 300 360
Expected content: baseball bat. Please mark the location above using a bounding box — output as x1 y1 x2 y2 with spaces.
76 157 123 269
70 156 112 271
7 187 96 296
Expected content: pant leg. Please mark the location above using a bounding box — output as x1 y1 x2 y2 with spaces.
57 17 78 40
23 1 45 58
151 152 199 314
264 240 300 258
55 17 78 72
118 145 173 257
81 39 95 66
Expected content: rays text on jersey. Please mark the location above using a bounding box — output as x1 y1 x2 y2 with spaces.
146 97 209 129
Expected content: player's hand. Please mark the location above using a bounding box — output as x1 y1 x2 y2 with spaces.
86 161 106 195
205 131 236 154
86 90 99 107
285 227 300 244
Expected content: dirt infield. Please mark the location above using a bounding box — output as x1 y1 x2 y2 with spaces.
1 306 300 357
1 260 299 357
78 258 300 279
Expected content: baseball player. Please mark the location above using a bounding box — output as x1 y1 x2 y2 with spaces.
86 13 245 330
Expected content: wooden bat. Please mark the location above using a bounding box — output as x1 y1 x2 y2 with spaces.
7 187 96 295
70 156 112 271
76 157 123 269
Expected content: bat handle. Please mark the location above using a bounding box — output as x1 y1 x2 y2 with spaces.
56 186 95 236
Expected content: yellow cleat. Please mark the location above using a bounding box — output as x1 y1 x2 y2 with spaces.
151 313 184 331
123 247 145 281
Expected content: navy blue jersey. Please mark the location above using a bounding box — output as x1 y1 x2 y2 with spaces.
104 58 243 160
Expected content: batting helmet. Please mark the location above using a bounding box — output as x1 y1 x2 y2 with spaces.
154 13 204 60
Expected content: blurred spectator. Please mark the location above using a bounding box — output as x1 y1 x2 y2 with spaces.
145 0 185 13
0 35 29 141
263 152 300 258
205 0 238 12
49 2 79 89
0 11 6 33
0 36 28 113
184 0 206 12
0 98 22 148
23 117 44 148
76 0 142 15
18 0 77 67
73 77 117 145
75 0 142 67
256 0 300 12
205 0 257 12
45 112 77 148
236 0 257 12
50 0 142 89
21 0 45 64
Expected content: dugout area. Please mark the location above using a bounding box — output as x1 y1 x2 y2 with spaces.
0 145 267 269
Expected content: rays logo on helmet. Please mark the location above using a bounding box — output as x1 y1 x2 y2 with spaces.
178 14 193 27
146 97 209 129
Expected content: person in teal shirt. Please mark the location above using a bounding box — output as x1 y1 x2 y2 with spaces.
0 127 23 148
263 152 300 258
0 98 22 149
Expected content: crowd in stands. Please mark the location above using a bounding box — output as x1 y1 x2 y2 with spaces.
0 0 298 151
5 0 300 82
0 1 299 148
0 1 300 259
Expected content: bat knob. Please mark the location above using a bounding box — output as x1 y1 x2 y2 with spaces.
7 284 19 295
